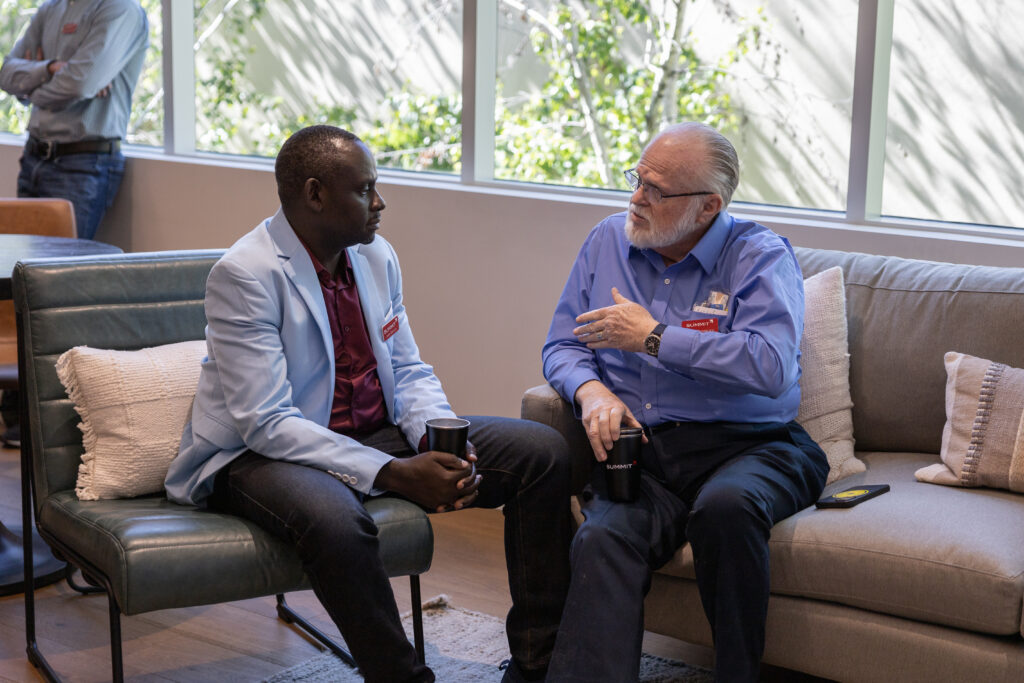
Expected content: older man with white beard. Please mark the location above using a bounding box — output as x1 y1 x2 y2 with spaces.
541 122 829 682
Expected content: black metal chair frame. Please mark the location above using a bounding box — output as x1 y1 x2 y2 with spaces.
19 492 426 681
15 255 427 682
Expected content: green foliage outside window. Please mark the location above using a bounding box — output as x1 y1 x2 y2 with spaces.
191 0 767 186
192 0 462 168
355 0 768 188
0 0 163 145
492 0 767 189
0 0 42 136
1 0 768 192
352 0 769 188
130 0 162 144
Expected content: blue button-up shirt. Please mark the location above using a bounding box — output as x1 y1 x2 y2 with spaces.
0 0 148 143
543 210 805 425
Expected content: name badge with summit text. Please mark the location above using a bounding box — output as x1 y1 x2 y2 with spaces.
382 315 400 341
681 318 719 333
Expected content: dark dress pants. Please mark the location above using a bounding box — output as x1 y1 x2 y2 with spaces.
546 421 829 683
209 415 571 683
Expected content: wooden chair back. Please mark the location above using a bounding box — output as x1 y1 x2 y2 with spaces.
0 198 77 371
0 197 77 238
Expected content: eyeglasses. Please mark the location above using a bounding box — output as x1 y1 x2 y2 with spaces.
623 168 713 204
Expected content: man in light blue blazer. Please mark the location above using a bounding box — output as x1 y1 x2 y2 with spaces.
165 126 570 683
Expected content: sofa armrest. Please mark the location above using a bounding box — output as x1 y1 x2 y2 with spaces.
521 384 594 494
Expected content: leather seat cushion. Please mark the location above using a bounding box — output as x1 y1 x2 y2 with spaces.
39 491 433 615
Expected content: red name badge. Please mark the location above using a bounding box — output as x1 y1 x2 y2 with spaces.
62 22 77 34
382 316 399 341
681 318 719 333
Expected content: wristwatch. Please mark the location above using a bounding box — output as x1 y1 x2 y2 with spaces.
644 323 667 357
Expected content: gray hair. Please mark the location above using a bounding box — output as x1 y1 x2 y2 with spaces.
660 122 740 207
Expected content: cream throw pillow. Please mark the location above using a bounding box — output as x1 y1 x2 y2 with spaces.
56 341 206 500
797 266 863 484
915 352 1024 491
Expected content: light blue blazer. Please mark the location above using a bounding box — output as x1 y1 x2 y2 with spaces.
165 209 456 506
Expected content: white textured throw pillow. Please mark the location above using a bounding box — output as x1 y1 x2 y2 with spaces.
55 340 206 500
915 352 1024 491
797 267 863 484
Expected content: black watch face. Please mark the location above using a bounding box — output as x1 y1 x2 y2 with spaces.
644 335 659 356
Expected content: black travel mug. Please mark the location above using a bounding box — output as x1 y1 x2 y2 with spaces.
425 417 471 458
605 427 643 502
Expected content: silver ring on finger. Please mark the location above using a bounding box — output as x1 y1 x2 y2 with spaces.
597 332 604 340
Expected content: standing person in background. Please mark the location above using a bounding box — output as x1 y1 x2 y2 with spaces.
0 0 147 448
0 0 148 240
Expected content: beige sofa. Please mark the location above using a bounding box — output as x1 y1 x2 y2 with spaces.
522 247 1024 683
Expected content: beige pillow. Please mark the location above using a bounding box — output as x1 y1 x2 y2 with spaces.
915 352 1024 491
797 266 863 484
55 341 206 500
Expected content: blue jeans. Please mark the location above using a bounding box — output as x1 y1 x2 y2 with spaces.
209 416 572 683
547 421 829 683
17 146 126 240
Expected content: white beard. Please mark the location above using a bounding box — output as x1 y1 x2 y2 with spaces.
625 200 703 249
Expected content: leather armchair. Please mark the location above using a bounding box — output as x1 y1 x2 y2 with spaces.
13 250 434 682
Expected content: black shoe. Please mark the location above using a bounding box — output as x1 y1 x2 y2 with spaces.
1 424 19 449
499 658 546 682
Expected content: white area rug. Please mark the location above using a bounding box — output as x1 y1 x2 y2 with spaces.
264 595 712 682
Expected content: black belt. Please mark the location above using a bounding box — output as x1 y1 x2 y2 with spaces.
644 421 683 436
27 137 120 160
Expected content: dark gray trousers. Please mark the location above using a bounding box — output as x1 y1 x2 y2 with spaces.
547 420 829 683
211 415 572 683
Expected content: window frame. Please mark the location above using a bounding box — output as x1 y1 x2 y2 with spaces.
3 0 1012 242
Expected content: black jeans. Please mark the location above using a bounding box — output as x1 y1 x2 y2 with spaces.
546 420 829 683
209 415 571 683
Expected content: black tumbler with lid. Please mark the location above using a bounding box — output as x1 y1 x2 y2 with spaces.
605 427 643 502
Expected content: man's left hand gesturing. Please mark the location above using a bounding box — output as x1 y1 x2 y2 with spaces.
573 287 657 352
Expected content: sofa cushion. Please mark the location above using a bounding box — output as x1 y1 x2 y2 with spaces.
55 341 206 500
657 451 1024 636
916 351 1024 492
796 266 862 484
795 248 1024 454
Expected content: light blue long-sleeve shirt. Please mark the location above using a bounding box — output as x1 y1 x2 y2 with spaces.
0 0 148 142
542 210 806 426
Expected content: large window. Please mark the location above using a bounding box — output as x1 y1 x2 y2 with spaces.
495 0 856 210
130 0 163 146
0 1 1021 231
0 0 163 146
193 0 462 172
883 1 1024 227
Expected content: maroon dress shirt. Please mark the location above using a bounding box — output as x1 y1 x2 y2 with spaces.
304 246 389 436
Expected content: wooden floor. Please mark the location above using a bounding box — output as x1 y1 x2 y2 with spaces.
0 442 712 682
